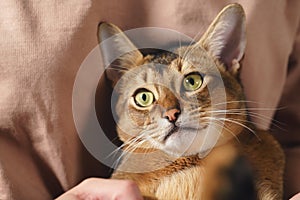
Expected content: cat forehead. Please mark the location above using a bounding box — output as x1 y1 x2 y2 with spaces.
144 50 178 65
143 47 215 73
115 47 218 94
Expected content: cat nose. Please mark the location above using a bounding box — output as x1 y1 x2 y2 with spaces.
163 108 180 122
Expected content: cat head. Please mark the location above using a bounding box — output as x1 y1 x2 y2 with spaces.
98 4 247 157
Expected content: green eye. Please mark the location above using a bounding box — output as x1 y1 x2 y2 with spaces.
183 73 203 91
134 91 154 107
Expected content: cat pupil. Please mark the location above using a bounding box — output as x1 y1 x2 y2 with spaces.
142 93 147 101
188 78 194 85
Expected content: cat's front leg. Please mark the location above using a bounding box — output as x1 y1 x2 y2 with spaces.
256 181 282 200
242 131 285 200
154 166 204 200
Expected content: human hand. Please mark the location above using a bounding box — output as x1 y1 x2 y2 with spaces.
56 178 143 200
290 193 300 200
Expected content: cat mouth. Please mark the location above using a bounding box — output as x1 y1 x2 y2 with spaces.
163 126 203 142
163 126 180 141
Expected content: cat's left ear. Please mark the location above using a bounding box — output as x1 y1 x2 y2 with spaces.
199 4 246 75
98 22 143 86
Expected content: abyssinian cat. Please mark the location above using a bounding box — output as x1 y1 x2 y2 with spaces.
98 4 284 200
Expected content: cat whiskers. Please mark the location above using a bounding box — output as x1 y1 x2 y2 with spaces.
207 108 286 131
108 64 131 72
107 126 155 160
208 119 241 143
111 134 148 169
212 100 287 111
181 30 204 61
211 101 286 122
201 114 260 141
189 109 207 116
176 36 183 66
108 63 141 76
112 126 164 168
211 100 264 106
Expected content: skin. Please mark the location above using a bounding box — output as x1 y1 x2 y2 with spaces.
56 178 143 200
290 193 300 200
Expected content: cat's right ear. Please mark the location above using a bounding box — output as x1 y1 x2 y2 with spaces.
198 4 246 75
98 23 143 86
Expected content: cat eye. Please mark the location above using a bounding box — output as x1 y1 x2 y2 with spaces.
183 73 203 91
134 90 154 107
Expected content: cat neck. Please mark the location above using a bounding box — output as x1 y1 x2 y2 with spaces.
117 126 257 174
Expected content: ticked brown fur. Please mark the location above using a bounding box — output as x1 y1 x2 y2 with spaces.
98 3 284 200
112 130 284 200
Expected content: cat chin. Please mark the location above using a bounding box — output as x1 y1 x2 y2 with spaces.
161 128 218 157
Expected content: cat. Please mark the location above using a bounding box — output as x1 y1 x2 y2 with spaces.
97 3 284 200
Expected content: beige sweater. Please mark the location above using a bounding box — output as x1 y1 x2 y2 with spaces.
0 1 299 199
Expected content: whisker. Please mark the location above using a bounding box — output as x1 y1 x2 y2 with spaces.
202 116 261 141
118 140 148 167
212 109 287 128
177 36 183 60
205 109 286 130
181 32 201 60
110 128 153 167
208 107 281 112
220 118 260 141
209 120 241 143
211 100 262 106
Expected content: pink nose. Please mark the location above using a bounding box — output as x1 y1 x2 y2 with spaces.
163 108 180 122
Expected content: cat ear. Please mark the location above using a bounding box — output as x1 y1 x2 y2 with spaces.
98 22 143 85
199 4 246 74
